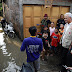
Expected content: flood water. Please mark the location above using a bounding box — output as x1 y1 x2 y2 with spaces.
0 27 26 72
0 27 60 72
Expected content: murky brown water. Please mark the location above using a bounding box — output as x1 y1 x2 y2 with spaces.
0 27 60 72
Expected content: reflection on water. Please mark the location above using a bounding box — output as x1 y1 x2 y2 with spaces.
0 28 21 72
3 61 21 72
0 28 10 56
0 31 7 55
0 32 5 45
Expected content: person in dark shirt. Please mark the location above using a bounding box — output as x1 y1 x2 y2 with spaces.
41 30 50 60
41 14 51 33
57 14 65 28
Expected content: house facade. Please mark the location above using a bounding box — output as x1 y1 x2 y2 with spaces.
2 0 72 40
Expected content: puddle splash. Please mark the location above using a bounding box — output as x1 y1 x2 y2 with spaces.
0 32 10 56
0 29 11 56
0 32 5 45
3 61 21 72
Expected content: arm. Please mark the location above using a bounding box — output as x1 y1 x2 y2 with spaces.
48 20 51 27
48 20 51 25
48 41 50 47
69 29 72 49
43 47 45 52
69 42 72 50
41 19 44 25
57 35 60 45
57 19 59 26
58 35 60 43
50 33 53 39
57 19 59 23
66 67 72 70
20 39 26 51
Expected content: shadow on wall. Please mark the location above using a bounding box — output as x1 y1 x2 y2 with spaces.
14 23 23 41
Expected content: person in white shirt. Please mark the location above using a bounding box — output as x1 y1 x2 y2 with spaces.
60 12 72 72
49 22 55 36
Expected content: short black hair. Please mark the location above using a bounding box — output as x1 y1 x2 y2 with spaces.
29 26 37 36
42 30 50 35
55 27 59 31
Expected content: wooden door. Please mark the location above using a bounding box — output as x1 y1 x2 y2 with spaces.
33 6 42 32
60 7 70 14
51 6 60 27
23 5 32 38
23 5 42 38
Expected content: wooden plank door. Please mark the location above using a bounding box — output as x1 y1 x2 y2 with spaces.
60 7 70 15
23 5 42 38
23 5 33 38
33 6 42 32
51 6 60 26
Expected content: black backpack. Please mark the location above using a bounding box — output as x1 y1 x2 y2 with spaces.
20 63 34 72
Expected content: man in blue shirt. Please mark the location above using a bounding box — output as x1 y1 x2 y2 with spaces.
20 26 43 72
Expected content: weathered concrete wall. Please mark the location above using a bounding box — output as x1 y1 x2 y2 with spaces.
22 0 72 5
70 4 72 13
3 0 23 40
3 0 72 40
19 0 24 40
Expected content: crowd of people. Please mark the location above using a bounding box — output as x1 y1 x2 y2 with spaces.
20 12 72 72
40 14 65 59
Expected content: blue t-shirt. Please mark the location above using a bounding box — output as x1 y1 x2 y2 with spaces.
20 37 43 62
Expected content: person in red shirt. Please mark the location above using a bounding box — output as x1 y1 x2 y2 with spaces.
50 27 60 56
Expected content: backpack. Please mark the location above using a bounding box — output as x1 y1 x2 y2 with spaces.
20 63 34 72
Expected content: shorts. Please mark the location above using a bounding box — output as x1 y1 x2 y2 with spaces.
27 57 40 72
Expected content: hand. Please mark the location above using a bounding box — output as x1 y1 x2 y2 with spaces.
48 44 50 47
43 48 45 52
57 23 58 24
48 42 50 47
66 67 72 70
69 46 71 50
